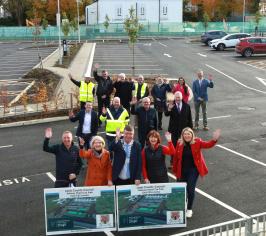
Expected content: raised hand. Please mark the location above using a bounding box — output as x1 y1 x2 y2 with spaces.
144 179 150 184
213 129 221 141
208 74 213 81
107 180 113 186
79 137 85 146
69 109 74 118
94 63 100 69
115 128 121 141
165 131 172 142
163 78 169 84
130 96 137 105
69 173 76 180
45 128 52 138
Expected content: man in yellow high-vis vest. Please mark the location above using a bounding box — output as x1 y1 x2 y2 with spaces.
134 74 149 103
69 73 95 109
100 97 129 149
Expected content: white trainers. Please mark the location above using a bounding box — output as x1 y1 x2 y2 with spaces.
186 209 193 218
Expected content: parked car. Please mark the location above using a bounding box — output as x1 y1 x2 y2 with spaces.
201 30 227 45
235 37 266 57
210 33 251 51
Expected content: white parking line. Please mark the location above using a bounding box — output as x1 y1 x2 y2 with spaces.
0 145 13 149
106 68 163 71
167 172 249 218
197 53 207 57
200 115 231 120
251 139 259 143
256 77 266 87
238 61 266 71
206 64 266 94
159 42 167 47
163 53 172 58
216 144 266 167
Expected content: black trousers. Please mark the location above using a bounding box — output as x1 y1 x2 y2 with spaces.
97 96 110 124
79 133 93 150
54 179 77 188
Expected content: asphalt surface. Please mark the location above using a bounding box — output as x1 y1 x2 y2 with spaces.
0 39 266 236
0 41 57 103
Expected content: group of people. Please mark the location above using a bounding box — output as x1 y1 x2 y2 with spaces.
43 64 220 218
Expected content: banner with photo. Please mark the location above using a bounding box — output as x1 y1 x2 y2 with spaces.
116 182 186 231
44 186 116 235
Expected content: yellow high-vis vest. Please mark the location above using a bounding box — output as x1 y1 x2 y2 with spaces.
79 81 95 102
134 82 147 97
100 108 130 136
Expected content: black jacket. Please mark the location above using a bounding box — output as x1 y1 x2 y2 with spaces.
113 81 135 109
93 70 113 97
109 140 142 182
165 102 193 138
43 138 82 182
69 109 98 136
131 105 157 139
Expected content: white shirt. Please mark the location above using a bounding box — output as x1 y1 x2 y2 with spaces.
119 140 134 180
176 101 182 111
82 111 92 134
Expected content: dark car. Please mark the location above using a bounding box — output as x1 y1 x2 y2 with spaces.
235 37 266 57
201 30 227 45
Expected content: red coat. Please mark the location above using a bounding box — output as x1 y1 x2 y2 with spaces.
173 138 217 179
79 149 112 186
172 84 190 103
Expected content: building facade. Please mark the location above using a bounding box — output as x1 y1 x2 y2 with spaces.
85 0 183 25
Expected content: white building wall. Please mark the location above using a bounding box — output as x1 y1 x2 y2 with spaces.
86 0 182 25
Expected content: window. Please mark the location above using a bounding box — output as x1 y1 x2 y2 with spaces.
261 38 266 43
163 6 168 15
140 7 145 15
117 7 122 16
248 38 262 43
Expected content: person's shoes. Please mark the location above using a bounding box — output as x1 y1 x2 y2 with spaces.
158 126 163 130
193 126 199 131
203 126 209 131
186 209 193 218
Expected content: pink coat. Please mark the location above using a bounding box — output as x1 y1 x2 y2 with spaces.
173 138 217 178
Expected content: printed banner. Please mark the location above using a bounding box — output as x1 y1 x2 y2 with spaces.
116 182 186 231
44 186 116 235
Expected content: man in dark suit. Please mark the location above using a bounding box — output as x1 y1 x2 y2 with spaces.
109 125 142 185
69 102 98 150
165 91 193 167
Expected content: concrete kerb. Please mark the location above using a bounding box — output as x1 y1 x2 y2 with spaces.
2 43 95 128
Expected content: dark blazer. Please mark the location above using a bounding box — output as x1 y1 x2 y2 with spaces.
165 102 193 139
69 109 98 137
192 79 214 102
109 140 142 182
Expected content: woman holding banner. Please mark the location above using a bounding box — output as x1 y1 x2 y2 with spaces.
142 130 175 184
79 136 113 186
173 127 221 218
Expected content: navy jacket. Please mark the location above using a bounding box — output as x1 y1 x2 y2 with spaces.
109 140 142 182
43 138 82 181
69 109 98 137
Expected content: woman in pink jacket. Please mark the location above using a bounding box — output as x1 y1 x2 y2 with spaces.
172 77 190 103
173 127 221 218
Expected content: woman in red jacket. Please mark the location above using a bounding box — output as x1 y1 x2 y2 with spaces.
173 127 221 218
172 77 190 103
142 130 175 184
79 136 113 186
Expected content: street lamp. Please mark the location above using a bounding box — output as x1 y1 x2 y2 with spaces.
76 0 81 43
57 0 62 64
242 0 245 33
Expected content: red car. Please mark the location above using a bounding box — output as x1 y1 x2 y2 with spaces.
235 37 266 57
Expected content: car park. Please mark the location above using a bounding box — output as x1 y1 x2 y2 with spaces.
210 33 251 51
201 30 227 45
235 37 266 57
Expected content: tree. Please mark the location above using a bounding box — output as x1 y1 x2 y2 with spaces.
124 7 143 76
202 12 210 32
254 10 262 35
61 12 70 37
103 14 110 32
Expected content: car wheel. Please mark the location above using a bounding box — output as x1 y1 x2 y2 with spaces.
243 48 253 57
218 43 225 51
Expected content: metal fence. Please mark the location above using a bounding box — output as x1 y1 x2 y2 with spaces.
171 212 266 236
1 19 266 40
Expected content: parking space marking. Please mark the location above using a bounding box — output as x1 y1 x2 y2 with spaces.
159 42 168 47
197 53 207 57
238 60 266 71
251 139 260 143
216 145 266 167
0 144 13 149
199 115 231 120
164 53 172 58
167 172 249 218
101 65 159 67
206 64 266 94
256 77 266 87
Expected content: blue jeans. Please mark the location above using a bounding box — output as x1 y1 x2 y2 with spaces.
177 167 199 210
194 100 207 127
